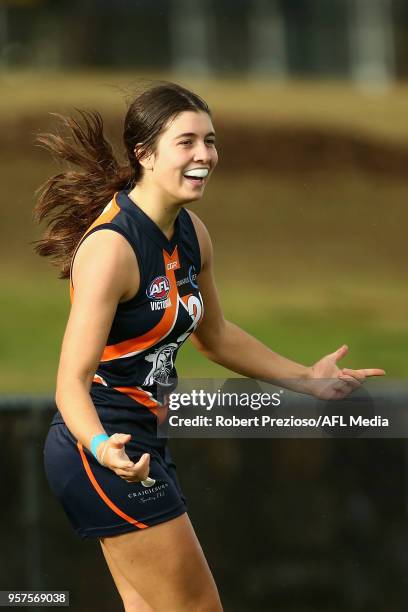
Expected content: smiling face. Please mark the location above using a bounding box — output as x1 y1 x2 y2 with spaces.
138 110 218 206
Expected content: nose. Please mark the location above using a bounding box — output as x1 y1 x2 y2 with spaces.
193 141 212 164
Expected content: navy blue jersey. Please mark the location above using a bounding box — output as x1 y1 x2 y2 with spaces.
51 190 203 445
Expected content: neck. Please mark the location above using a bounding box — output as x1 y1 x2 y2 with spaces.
128 184 182 240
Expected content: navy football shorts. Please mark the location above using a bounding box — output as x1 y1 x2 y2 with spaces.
44 423 187 540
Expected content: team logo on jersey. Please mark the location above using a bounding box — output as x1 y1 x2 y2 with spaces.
143 343 178 386
147 276 171 301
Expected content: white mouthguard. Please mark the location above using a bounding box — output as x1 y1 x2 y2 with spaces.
183 168 209 178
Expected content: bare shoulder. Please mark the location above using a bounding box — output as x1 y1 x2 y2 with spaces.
72 228 139 302
184 209 213 269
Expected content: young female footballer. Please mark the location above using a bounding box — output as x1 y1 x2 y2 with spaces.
36 82 384 611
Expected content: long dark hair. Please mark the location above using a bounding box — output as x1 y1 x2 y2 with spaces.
33 81 211 279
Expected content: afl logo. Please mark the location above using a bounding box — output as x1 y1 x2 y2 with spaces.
147 276 171 301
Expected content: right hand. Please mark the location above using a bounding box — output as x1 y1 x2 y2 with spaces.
97 433 150 483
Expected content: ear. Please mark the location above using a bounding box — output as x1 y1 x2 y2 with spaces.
134 144 154 171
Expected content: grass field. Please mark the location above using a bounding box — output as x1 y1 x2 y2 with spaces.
2 265 407 393
2 73 407 392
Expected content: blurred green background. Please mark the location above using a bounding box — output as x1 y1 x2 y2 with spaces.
2 73 408 392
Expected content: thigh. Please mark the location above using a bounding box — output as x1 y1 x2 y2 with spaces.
100 540 153 612
101 513 222 612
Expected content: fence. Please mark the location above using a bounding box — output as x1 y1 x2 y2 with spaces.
0 0 407 82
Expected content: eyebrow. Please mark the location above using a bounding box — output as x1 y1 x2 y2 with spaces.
174 131 216 140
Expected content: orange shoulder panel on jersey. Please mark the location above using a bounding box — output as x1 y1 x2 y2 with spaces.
69 196 121 303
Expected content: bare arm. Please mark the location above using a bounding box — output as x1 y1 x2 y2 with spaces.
55 228 149 480
188 212 384 398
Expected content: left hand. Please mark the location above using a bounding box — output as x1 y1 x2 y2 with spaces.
308 344 385 400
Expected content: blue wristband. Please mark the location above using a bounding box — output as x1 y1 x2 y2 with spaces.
91 433 109 460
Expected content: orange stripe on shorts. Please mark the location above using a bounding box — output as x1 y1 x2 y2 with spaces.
77 442 148 529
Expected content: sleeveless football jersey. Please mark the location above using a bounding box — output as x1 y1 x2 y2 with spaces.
51 190 203 445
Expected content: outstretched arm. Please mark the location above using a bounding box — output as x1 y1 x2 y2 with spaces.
188 212 384 399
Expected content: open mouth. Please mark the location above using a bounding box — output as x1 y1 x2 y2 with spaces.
184 176 205 186
183 168 209 186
